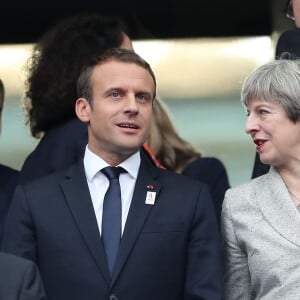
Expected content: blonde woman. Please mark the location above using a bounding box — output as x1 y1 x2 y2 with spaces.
147 98 230 227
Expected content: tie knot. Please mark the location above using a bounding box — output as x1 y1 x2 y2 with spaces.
101 166 125 180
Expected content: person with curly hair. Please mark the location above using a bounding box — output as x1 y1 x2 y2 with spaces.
19 12 133 183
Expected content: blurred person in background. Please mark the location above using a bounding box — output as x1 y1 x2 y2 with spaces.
0 79 19 244
147 98 230 228
19 12 133 184
285 0 300 26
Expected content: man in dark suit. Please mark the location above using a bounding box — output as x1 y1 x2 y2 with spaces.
2 48 222 300
0 252 45 300
0 79 19 243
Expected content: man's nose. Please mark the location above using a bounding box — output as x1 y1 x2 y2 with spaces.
124 95 138 113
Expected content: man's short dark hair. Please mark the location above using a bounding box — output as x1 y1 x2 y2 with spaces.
77 48 157 103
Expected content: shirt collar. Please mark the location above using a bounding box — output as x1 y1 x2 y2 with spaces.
84 146 141 182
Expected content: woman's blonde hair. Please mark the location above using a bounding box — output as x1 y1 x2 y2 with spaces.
148 98 201 173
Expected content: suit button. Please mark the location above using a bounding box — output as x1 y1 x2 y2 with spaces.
109 294 118 300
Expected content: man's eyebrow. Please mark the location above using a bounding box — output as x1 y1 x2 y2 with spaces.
104 87 124 93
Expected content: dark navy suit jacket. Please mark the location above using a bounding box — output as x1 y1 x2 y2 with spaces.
182 157 230 228
18 118 230 225
0 252 45 300
0 164 19 244
2 151 222 300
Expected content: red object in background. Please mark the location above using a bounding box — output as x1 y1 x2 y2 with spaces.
142 144 166 170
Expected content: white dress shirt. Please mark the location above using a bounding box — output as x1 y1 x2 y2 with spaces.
83 146 140 236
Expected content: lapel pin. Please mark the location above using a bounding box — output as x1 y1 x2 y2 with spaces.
145 191 156 205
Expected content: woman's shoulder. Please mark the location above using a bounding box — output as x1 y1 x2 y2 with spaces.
224 174 268 208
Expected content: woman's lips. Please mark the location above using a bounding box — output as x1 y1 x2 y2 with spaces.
254 139 267 152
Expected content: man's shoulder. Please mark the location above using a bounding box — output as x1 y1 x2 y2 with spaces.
158 167 209 192
21 159 83 189
141 149 209 192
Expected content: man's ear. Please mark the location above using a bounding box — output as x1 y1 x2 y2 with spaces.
75 97 91 123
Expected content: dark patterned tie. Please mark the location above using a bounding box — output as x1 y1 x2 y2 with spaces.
101 166 124 275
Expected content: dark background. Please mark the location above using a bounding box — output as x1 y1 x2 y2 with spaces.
1 0 272 44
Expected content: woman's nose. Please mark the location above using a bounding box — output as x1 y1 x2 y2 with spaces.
245 113 260 134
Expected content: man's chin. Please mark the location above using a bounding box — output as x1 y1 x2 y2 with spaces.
116 144 141 156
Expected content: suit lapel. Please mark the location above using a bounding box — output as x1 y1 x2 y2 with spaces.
60 161 111 285
257 167 300 247
111 151 162 285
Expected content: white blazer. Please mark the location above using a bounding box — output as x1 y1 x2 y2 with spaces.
221 166 300 300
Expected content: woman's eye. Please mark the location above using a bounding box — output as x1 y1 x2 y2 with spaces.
259 109 268 115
